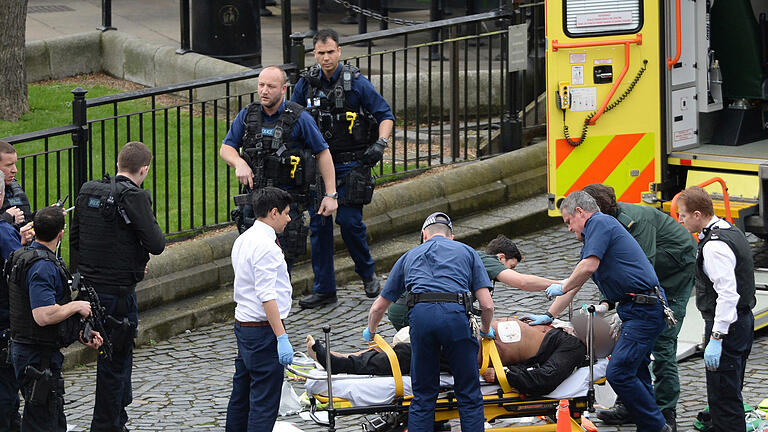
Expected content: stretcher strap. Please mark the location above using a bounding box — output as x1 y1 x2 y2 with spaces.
481 338 513 393
374 334 404 398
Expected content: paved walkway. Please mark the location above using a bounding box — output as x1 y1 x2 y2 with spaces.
56 224 768 431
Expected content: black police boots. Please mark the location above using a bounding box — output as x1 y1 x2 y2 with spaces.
596 400 630 424
662 408 677 432
364 274 382 298
299 292 338 309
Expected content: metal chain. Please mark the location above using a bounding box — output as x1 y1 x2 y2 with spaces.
330 0 425 26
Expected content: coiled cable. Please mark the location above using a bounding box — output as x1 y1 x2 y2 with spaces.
563 59 649 147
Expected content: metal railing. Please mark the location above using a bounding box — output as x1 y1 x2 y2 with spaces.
3 2 545 261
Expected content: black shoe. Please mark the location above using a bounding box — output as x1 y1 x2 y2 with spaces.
299 292 338 308
662 408 677 432
596 401 630 425
363 274 381 298
659 423 673 432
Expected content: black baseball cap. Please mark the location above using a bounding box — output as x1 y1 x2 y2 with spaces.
420 212 452 243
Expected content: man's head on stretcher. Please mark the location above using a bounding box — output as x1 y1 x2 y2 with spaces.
305 314 617 396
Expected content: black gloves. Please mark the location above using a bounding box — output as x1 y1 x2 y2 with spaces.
361 138 387 167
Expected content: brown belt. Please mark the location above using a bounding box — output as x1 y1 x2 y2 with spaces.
236 319 271 327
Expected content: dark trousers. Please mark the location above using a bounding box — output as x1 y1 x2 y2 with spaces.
652 269 694 412
505 328 586 396
225 323 284 432
309 172 375 294
313 340 451 376
10 343 66 432
0 363 21 431
409 303 483 432
704 312 754 432
91 292 138 432
608 302 667 432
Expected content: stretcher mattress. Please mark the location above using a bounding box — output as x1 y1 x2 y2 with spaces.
306 357 609 406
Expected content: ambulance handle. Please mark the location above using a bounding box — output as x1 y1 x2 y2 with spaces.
552 34 643 125
667 0 682 70
669 177 734 224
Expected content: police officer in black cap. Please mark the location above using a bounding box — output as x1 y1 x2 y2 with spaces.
220 65 338 265
0 141 32 230
9 205 103 432
71 141 166 432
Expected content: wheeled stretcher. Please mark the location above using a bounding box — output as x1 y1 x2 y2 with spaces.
290 310 607 432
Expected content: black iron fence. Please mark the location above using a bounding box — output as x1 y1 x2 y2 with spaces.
2 2 545 260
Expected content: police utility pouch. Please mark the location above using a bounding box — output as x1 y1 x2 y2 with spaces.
351 111 378 145
341 167 375 206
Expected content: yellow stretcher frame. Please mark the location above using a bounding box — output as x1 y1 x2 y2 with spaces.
310 334 598 431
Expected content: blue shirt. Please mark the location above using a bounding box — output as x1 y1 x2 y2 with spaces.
581 212 662 302
290 64 395 125
222 101 329 154
27 242 67 310
0 221 21 260
381 236 492 302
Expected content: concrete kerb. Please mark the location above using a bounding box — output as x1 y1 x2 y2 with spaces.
122 37 163 87
24 40 51 83
47 32 102 81
100 31 138 79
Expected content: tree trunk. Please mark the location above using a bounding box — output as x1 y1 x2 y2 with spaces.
0 0 29 122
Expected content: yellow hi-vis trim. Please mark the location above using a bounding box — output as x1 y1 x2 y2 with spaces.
481 338 513 393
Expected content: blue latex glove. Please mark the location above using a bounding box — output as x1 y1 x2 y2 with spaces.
363 327 373 342
276 334 294 366
522 314 553 326
545 284 564 299
479 327 495 340
704 337 722 370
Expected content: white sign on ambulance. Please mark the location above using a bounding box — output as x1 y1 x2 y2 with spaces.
576 12 632 27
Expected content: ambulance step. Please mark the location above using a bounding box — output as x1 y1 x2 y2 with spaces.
663 199 758 231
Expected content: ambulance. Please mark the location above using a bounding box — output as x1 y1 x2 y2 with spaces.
544 0 768 355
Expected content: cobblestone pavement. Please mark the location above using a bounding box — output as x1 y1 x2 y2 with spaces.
59 225 768 431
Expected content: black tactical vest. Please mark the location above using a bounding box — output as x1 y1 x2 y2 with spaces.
8 247 77 347
695 222 756 320
1 181 32 227
241 101 315 191
74 175 148 287
302 64 376 157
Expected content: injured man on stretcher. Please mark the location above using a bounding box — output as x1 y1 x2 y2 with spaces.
306 314 616 397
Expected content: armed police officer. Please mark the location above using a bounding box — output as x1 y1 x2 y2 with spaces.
0 169 34 432
290 29 395 308
220 65 338 265
0 141 32 230
545 191 672 432
366 212 495 432
677 186 755 432
8 206 103 432
71 141 166 432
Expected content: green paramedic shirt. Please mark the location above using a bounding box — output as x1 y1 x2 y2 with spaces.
477 250 508 283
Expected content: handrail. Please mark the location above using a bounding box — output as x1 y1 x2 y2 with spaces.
306 8 514 51
667 0 682 69
552 34 643 125
669 177 734 224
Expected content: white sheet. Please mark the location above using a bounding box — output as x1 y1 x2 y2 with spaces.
306 358 609 406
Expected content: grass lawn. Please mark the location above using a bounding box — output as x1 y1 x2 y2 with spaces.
0 76 426 260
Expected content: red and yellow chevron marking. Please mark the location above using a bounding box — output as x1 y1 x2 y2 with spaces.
555 133 655 202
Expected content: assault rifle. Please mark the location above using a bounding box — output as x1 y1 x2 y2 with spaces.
72 273 113 361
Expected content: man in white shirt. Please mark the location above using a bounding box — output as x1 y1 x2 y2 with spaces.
677 185 755 432
225 187 295 432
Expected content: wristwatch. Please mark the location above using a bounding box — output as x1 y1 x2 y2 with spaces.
324 192 338 199
711 331 726 340
378 137 389 145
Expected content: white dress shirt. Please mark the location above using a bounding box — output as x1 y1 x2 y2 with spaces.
231 220 292 322
699 216 740 334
